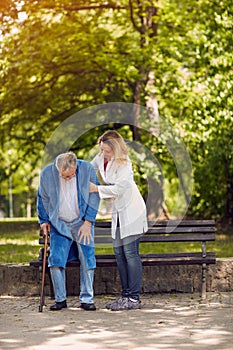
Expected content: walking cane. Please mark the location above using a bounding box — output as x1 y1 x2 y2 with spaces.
39 231 48 312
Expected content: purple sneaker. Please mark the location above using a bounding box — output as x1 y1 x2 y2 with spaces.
110 297 129 311
127 299 141 310
106 297 128 310
110 298 141 311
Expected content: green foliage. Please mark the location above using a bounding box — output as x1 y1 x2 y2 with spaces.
178 0 233 220
0 0 232 220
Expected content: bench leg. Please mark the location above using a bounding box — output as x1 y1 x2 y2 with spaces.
201 263 207 301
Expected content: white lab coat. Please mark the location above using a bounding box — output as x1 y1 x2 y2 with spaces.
91 153 148 239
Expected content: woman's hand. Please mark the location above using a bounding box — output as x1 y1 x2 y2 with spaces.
89 182 98 192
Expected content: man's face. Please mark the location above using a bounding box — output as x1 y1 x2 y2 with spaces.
59 166 76 181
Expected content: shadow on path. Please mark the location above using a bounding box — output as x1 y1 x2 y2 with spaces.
0 293 233 350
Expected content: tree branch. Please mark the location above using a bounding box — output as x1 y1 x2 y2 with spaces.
128 0 144 34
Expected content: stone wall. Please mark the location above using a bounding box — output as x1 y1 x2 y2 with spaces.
0 258 233 297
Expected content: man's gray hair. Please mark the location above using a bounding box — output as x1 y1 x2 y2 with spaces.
56 152 77 173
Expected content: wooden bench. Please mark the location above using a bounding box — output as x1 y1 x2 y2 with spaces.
30 219 216 301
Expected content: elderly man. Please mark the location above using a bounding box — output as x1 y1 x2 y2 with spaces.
37 152 100 311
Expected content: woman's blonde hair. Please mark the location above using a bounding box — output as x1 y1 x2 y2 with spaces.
98 130 128 163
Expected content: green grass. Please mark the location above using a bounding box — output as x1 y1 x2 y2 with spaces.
0 228 233 263
0 230 40 263
139 234 233 258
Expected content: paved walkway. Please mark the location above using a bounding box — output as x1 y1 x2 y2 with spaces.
0 292 233 350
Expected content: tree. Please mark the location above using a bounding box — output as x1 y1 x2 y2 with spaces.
175 0 233 220
0 0 232 221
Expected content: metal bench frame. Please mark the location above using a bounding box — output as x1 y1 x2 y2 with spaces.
30 219 216 301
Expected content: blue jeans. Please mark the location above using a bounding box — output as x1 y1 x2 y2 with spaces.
113 234 142 301
50 243 94 304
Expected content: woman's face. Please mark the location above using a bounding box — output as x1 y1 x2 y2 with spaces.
100 141 114 161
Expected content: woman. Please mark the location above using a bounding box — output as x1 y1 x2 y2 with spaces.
89 130 148 310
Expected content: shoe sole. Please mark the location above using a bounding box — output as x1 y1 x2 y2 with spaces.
49 306 67 311
79 304 96 311
111 304 141 311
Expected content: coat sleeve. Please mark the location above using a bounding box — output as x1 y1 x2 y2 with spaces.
98 161 133 199
37 179 50 224
90 153 100 172
82 163 100 222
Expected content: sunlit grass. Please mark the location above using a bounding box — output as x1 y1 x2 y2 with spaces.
0 230 40 263
0 230 39 245
140 234 233 258
0 245 41 263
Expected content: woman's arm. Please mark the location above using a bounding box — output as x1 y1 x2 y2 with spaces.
90 153 100 172
89 161 133 199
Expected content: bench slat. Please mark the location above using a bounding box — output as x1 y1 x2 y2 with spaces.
95 220 215 228
39 223 215 237
39 233 215 245
30 251 216 268
147 226 216 234
139 234 216 243
148 220 215 227
94 225 216 234
94 235 216 244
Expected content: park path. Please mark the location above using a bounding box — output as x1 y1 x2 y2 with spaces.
0 292 233 350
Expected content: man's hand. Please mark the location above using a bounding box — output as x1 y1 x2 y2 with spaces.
40 222 50 237
77 221 93 245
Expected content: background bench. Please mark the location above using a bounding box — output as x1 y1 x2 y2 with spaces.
30 219 216 301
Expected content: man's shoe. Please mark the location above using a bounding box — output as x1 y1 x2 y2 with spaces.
79 303 96 311
50 300 67 311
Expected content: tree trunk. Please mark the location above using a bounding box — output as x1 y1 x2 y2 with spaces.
129 1 169 221
226 172 233 224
